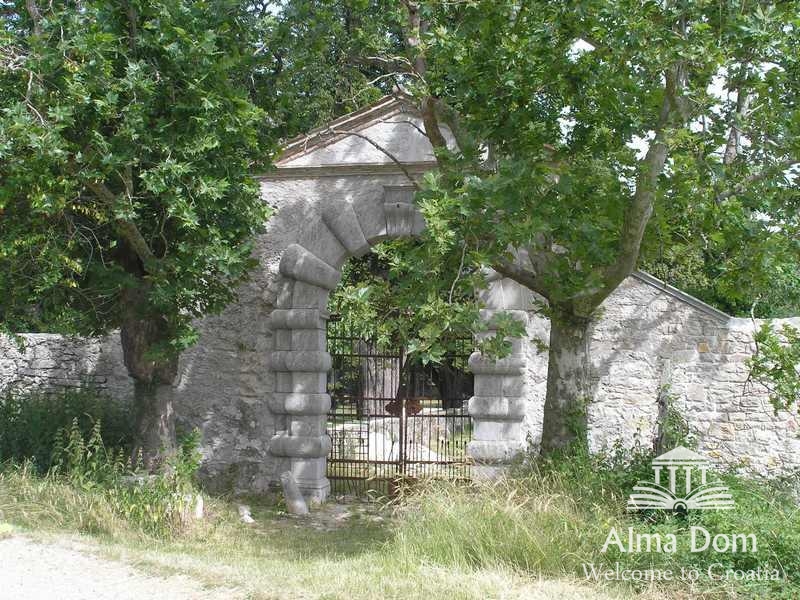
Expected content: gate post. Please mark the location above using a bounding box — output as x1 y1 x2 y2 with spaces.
467 273 531 480
268 306 334 503
268 243 343 503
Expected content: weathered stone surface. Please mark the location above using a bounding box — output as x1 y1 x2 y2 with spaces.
466 440 525 463
270 309 327 330
353 194 388 243
520 275 800 477
279 244 341 290
268 350 332 372
269 433 331 458
478 278 534 312
286 393 331 415
468 396 526 420
280 471 310 516
290 457 330 503
468 353 526 375
467 293 530 468
383 185 418 237
322 201 371 257
0 333 132 400
473 420 522 442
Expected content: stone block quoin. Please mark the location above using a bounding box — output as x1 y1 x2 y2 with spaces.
467 273 533 479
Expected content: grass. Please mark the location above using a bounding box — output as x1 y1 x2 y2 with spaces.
2 387 797 599
386 451 800 599
0 387 132 472
0 468 628 600
3 447 800 599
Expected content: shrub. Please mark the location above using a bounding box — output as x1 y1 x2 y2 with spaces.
0 387 132 472
0 418 203 539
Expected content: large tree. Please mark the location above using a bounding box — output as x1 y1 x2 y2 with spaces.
0 1 270 468
354 0 800 453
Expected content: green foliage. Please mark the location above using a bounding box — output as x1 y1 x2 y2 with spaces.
46 417 201 537
640 172 800 318
0 1 270 355
249 0 402 140
748 322 800 413
51 418 128 489
0 384 201 537
406 0 799 311
0 387 132 472
329 241 525 365
655 385 696 453
265 1 800 322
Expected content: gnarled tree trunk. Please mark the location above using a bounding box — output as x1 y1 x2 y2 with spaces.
541 311 594 455
120 285 178 471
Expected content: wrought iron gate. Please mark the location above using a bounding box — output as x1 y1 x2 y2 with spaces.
326 315 474 495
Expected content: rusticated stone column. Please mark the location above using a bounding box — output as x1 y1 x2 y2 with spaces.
467 273 532 479
268 243 341 502
268 308 335 501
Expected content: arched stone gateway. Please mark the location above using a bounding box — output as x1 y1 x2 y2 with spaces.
264 97 531 500
5 95 799 497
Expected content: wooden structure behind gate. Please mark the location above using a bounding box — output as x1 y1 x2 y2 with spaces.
326 315 474 495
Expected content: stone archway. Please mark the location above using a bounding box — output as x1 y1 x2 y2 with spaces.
266 182 531 501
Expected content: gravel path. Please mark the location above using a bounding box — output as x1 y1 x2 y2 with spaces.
0 536 239 600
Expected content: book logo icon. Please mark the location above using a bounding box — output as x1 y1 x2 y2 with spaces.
627 447 734 511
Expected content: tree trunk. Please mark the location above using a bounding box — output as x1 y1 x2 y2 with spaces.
432 360 469 410
129 379 175 469
120 285 178 471
541 312 594 455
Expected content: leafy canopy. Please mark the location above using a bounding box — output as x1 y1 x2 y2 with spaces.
0 0 270 353
248 0 404 140
328 241 523 364
407 0 799 317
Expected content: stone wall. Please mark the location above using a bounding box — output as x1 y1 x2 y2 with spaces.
0 333 132 400
5 271 798 488
520 274 800 476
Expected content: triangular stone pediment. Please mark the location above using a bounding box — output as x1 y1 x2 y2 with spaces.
276 95 455 168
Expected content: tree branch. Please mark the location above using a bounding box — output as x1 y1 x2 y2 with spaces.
723 62 752 166
350 55 414 74
326 127 419 188
86 181 160 273
589 68 682 308
715 159 800 203
493 257 551 301
124 1 138 52
25 0 41 36
399 0 427 77
448 240 468 304
420 96 449 151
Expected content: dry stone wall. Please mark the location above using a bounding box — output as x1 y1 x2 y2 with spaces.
3 96 799 492
3 256 800 488
520 274 800 476
0 333 132 400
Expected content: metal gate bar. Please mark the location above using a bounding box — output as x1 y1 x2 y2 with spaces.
326 315 473 496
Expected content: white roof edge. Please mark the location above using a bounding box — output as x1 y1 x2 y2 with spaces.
632 270 732 323
255 161 437 181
